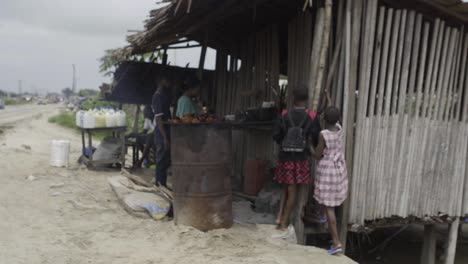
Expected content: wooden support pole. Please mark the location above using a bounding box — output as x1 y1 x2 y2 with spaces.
421 225 437 264
340 0 362 251
309 9 324 108
312 0 332 111
198 36 208 81
132 105 141 133
443 218 460 264
162 46 168 65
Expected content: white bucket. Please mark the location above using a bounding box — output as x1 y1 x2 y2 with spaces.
50 140 71 168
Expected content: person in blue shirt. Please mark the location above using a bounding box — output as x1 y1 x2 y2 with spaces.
152 75 172 187
176 76 200 118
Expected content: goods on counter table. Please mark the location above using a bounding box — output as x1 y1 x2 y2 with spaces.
169 113 219 124
75 108 127 129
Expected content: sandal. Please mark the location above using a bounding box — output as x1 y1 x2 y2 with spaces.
327 246 343 255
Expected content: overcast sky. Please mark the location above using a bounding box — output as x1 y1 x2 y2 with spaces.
0 0 211 94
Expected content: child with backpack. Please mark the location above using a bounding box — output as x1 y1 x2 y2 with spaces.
311 106 348 255
273 88 316 230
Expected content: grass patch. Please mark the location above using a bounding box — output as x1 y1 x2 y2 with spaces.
48 111 76 129
1 98 30 106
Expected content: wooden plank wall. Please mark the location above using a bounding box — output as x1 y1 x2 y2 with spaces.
347 0 468 225
213 25 280 189
287 11 314 105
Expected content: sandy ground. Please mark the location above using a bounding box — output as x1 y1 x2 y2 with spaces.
0 105 355 264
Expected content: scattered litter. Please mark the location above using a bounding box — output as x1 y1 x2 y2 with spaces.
49 182 65 188
50 192 61 196
21 144 31 150
108 176 171 219
26 175 37 181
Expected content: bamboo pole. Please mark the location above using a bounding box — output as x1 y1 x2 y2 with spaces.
308 9 324 108
363 4 386 222
341 0 362 246
312 0 332 111
421 19 441 119
353 0 377 223
394 10 415 216
381 9 401 217
430 26 452 214
372 7 393 219
420 21 444 215
455 34 468 122
412 22 430 216
392 10 407 114
444 218 460 264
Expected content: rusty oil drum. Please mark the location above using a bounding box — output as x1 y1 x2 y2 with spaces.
171 124 233 231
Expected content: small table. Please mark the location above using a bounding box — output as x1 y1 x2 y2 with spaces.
79 126 127 169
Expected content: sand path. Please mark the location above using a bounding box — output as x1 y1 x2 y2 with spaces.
0 106 355 264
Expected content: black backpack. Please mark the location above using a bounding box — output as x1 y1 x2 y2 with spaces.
281 111 309 152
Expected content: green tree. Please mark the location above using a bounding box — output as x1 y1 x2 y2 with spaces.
78 89 98 97
99 48 161 77
62 87 73 99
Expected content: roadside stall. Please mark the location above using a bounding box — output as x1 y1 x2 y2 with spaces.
76 109 127 169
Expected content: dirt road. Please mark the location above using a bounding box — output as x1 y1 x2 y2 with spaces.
0 106 355 264
0 104 56 126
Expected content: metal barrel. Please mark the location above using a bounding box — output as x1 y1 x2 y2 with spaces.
171 124 233 231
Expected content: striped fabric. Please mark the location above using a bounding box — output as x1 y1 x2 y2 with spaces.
314 125 348 207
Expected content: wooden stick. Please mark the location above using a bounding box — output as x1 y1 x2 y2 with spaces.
394 10 416 216
341 0 362 247
392 10 407 115
309 8 325 108
443 218 460 264
363 4 386 222
312 0 332 111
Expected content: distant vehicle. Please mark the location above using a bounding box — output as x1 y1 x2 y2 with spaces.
0 99 4 109
37 100 47 105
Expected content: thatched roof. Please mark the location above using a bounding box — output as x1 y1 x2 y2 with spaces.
127 0 303 54
124 0 468 55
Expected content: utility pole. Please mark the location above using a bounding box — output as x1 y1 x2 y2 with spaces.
72 64 76 93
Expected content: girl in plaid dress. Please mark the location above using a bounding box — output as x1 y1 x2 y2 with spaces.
272 88 315 230
312 106 348 255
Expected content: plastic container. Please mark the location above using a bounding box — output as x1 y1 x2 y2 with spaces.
105 110 117 127
50 140 71 167
116 110 127 127
75 111 85 128
94 111 106 128
82 111 95 129
243 159 267 196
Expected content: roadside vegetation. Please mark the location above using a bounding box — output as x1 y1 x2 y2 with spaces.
48 111 76 130
0 97 31 106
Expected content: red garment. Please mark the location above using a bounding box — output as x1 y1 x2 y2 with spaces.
274 160 311 185
281 109 317 120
